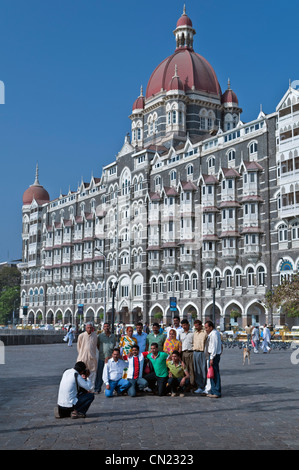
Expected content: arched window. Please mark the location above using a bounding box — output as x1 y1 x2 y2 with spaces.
247 267 254 286
257 266 266 286
291 221 299 240
167 276 173 292
205 272 211 289
191 273 198 290
174 275 180 292
158 276 164 293
235 269 242 288
225 269 232 288
184 274 190 291
278 224 288 242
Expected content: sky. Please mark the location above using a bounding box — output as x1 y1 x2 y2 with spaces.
0 0 298 263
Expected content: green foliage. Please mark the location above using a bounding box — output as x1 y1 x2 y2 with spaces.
154 312 163 319
264 274 299 318
230 308 241 318
0 285 20 324
0 266 21 324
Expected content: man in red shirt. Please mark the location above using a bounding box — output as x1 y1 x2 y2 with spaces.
126 345 148 397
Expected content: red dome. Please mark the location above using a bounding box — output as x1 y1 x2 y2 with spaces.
221 87 238 106
146 48 221 99
176 13 193 28
169 74 184 91
132 95 145 111
23 184 50 205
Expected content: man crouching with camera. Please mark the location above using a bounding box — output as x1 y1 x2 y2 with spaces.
54 361 95 419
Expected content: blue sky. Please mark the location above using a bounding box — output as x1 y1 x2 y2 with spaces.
0 0 298 262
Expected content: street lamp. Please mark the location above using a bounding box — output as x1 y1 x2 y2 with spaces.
109 280 119 334
207 275 222 326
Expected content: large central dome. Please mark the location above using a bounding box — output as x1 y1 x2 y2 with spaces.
146 48 221 99
145 7 221 100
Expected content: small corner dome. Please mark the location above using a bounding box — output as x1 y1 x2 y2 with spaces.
22 165 50 205
221 79 239 106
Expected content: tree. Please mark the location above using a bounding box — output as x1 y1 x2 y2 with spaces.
0 266 21 293
0 285 20 324
0 266 21 324
264 274 299 318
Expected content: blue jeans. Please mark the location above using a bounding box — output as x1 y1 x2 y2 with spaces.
209 354 221 397
74 392 94 414
127 377 148 397
105 379 131 398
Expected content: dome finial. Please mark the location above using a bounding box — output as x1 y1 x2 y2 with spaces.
183 4 186 15
34 163 40 185
140 85 143 97
174 64 178 77
227 78 231 90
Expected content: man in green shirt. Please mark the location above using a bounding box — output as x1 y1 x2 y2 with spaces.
146 323 166 352
144 342 168 396
95 323 116 393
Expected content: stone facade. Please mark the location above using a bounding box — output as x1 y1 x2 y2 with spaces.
18 10 299 329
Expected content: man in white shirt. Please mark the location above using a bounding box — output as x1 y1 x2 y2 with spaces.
55 361 94 419
204 321 222 398
102 348 132 397
262 324 272 353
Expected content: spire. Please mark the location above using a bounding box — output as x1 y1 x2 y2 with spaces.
174 5 195 51
174 64 178 78
227 78 231 90
34 163 40 186
140 85 143 97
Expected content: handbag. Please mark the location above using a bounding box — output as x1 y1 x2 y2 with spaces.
207 365 214 379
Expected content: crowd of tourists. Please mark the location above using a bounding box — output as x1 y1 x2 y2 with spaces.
54 317 222 419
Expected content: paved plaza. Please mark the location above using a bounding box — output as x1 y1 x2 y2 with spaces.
0 342 299 451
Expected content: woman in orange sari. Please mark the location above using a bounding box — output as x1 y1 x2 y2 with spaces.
163 328 182 357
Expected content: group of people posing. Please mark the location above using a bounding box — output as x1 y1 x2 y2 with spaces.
55 317 222 420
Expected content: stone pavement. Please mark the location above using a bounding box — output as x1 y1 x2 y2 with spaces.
0 342 299 451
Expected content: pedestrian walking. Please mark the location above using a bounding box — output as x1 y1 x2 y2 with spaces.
251 325 260 353
261 324 272 353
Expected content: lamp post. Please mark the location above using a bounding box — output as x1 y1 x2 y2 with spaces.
109 280 118 334
207 275 222 326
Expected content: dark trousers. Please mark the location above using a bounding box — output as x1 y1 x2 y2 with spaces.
143 372 168 396
209 354 221 397
58 392 94 417
167 376 190 393
193 351 207 390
